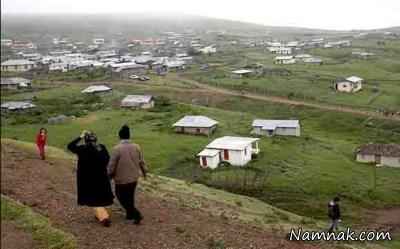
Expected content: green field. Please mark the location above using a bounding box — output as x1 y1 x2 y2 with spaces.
2 82 400 227
183 39 400 111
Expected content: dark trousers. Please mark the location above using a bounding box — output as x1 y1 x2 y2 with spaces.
115 182 142 221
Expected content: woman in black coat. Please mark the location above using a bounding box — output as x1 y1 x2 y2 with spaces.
67 131 114 227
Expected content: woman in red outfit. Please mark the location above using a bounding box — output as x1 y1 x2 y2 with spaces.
36 128 47 160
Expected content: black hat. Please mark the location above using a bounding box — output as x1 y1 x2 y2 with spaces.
119 125 130 139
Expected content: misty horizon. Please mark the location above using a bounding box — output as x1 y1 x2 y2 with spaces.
2 0 400 31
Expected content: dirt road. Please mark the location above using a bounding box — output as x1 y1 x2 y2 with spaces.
1 144 322 249
176 77 400 122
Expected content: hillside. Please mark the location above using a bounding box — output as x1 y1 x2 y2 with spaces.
1 138 328 249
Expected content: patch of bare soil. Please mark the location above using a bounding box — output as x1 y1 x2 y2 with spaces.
1 221 38 249
362 207 400 235
1 144 323 249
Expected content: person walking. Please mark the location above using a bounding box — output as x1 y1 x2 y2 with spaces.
67 131 114 227
108 125 148 224
36 128 47 160
328 196 341 232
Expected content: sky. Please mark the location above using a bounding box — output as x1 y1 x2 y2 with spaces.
2 0 400 30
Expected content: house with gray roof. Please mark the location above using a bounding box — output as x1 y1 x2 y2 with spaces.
252 119 301 137
356 144 400 168
1 101 36 111
1 59 35 72
173 115 218 136
1 77 32 90
121 95 154 109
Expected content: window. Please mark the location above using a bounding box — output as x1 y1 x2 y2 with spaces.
196 128 201 134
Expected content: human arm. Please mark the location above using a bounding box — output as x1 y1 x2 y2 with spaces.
138 146 147 179
107 147 120 178
67 137 82 154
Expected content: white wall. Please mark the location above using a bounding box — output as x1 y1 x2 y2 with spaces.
199 155 220 169
381 156 400 168
275 127 300 136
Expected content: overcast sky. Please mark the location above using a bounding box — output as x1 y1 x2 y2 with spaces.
2 0 400 30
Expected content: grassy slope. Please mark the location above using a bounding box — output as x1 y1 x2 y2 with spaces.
1 84 400 225
1 195 76 249
185 39 400 110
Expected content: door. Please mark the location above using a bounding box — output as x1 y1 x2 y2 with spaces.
375 154 381 164
223 149 229 160
201 156 207 167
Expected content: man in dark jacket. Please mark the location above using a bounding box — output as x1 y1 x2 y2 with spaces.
67 131 114 227
328 196 341 232
108 125 148 224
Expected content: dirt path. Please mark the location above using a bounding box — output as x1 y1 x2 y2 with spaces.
1 221 38 249
175 77 400 122
1 144 323 249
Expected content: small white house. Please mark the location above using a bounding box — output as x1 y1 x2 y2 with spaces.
274 56 296 65
335 76 363 93
199 45 217 54
1 101 36 111
1 59 35 72
198 136 260 169
121 95 154 109
93 38 105 45
356 144 400 168
81 85 112 94
173 115 218 136
252 119 301 137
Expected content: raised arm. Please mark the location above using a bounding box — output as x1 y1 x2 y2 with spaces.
67 137 82 154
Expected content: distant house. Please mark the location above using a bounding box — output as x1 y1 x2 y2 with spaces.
110 62 148 73
252 119 300 137
274 56 296 65
121 95 154 109
231 69 253 78
1 77 32 90
93 38 105 45
199 45 217 54
303 57 323 65
335 76 363 93
173 115 218 136
197 136 260 168
356 144 400 168
1 59 35 72
81 85 112 94
1 101 36 111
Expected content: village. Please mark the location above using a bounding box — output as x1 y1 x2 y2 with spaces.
1 12 400 249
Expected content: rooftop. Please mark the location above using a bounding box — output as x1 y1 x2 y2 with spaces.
206 136 259 151
173 115 218 128
357 144 400 157
1 59 35 66
121 95 153 104
81 85 112 93
252 119 300 130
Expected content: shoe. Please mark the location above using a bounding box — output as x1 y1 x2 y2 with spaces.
133 216 143 225
100 218 111 227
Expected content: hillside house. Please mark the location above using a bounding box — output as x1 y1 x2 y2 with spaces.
1 101 36 111
303 57 323 65
121 95 154 109
1 59 35 72
356 144 400 168
252 119 300 137
1 77 32 90
231 69 253 78
199 45 217 54
197 136 260 168
274 56 296 65
81 85 112 94
173 115 218 136
335 76 363 93
93 38 105 45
